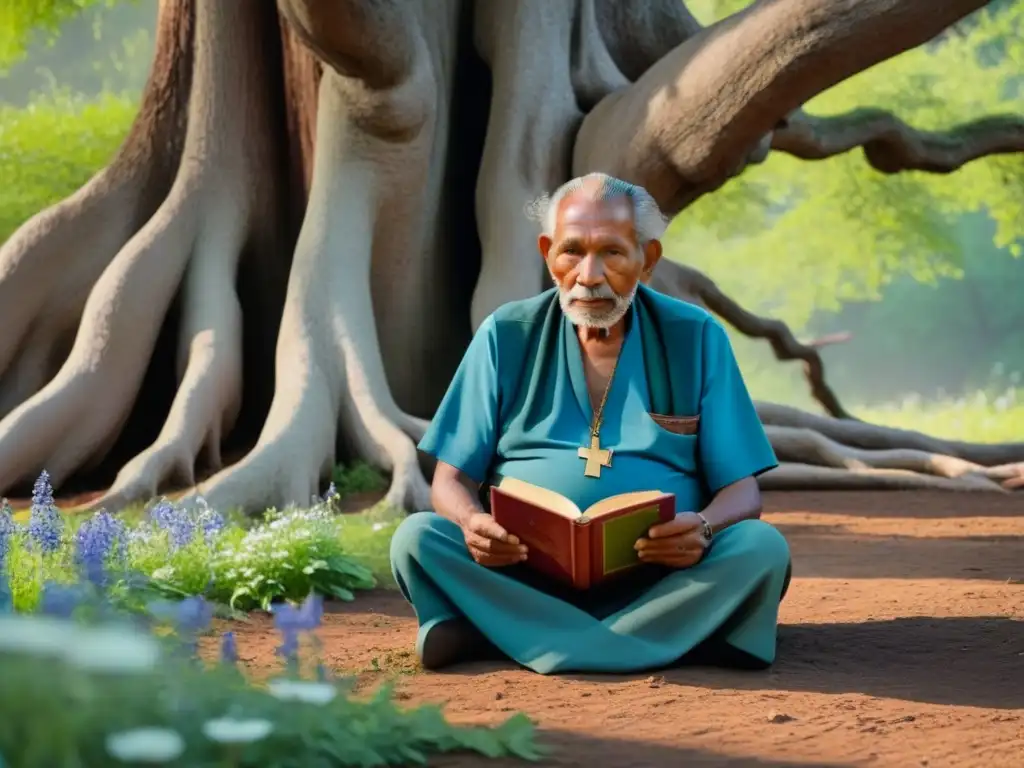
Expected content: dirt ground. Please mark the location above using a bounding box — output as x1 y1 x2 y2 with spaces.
219 491 1024 767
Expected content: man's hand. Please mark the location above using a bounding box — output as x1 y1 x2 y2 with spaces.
634 512 708 569
460 512 528 567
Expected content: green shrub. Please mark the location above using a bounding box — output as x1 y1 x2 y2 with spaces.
0 89 135 243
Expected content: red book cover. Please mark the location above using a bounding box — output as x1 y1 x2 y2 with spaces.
490 477 675 590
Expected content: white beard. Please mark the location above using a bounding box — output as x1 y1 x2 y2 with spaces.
552 271 637 329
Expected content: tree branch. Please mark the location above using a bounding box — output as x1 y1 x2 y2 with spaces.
276 0 415 88
592 0 703 81
573 0 992 215
772 109 1024 173
650 260 856 419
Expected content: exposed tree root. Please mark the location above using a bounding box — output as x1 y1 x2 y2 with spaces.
188 71 433 515
0 2 263 497
759 463 1006 492
766 426 1021 491
758 403 1024 468
0 0 195 416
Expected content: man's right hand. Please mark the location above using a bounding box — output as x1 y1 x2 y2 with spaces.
460 513 528 567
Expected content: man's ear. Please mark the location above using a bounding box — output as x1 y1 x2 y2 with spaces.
640 239 663 282
538 234 553 261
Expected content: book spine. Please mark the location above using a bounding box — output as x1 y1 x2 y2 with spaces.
572 517 592 590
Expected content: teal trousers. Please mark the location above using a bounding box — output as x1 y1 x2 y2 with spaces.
390 512 791 675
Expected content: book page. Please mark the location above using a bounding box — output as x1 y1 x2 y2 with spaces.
584 490 666 520
496 476 581 519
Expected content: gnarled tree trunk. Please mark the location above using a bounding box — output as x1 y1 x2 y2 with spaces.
0 0 1022 514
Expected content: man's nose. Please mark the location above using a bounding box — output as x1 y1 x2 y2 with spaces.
576 253 605 285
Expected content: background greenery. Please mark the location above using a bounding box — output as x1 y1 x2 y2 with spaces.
2 0 1022 442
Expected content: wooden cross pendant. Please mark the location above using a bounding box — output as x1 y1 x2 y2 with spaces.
578 434 613 478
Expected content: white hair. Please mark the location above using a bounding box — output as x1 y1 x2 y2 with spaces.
525 173 668 244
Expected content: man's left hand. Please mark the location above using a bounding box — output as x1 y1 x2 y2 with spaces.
634 512 708 569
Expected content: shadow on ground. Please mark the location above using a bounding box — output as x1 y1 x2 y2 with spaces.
779 524 1023 581
431 729 853 767
547 616 1024 710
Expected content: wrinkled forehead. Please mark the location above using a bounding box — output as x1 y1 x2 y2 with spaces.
554 192 636 239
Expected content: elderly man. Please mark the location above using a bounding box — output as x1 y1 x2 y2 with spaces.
390 173 790 674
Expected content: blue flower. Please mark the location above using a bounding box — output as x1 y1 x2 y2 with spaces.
0 499 16 570
272 593 324 633
38 581 87 618
194 499 225 544
27 472 62 554
149 499 196 551
74 511 128 586
176 595 214 634
220 631 238 664
272 594 323 668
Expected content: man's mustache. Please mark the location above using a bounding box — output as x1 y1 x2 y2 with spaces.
565 283 618 301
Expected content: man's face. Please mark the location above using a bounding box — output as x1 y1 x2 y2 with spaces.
539 194 662 329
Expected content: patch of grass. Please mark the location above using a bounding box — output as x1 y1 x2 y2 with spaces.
0 89 136 243
331 460 388 498
855 388 1024 443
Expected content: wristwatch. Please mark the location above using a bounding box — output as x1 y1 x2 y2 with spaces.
695 512 714 546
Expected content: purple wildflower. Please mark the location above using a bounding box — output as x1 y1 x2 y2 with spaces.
27 471 62 554
323 482 337 501
0 499 16 570
220 631 238 664
149 595 214 658
272 593 323 670
74 511 128 586
176 595 214 634
194 499 225 544
149 499 196 550
272 592 323 632
38 582 85 618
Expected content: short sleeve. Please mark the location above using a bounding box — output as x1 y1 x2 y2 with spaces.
417 315 501 484
698 319 778 493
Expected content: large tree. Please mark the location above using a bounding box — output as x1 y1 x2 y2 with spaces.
1 0 1023 514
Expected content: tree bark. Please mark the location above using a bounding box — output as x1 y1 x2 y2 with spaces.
0 0 1021 512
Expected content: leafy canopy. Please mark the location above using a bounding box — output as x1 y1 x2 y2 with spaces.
0 0 122 69
674 1 1024 329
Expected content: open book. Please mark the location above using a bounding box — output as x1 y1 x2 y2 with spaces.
490 477 675 590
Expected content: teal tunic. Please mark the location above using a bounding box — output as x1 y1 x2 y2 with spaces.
391 285 790 674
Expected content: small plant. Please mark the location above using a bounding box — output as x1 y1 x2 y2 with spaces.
207 505 376 611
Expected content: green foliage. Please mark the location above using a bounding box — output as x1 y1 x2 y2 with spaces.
0 614 543 766
672 2 1024 329
331 461 389 498
3 499 397 614
0 89 135 243
0 0 119 69
1 2 154 105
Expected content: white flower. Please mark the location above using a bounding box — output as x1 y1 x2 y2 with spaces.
105 727 185 763
266 679 337 705
0 615 77 657
372 522 387 532
65 626 160 673
150 566 175 581
202 717 273 744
